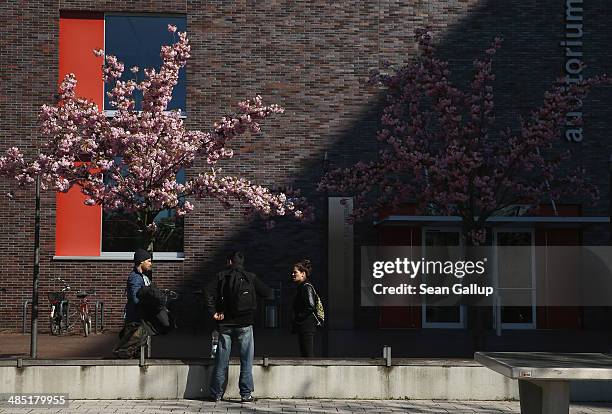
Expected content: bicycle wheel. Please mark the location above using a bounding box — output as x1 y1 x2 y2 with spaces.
81 317 90 337
60 302 69 335
50 316 60 336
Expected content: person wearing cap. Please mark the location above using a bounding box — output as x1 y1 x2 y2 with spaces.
124 248 153 323
113 248 154 358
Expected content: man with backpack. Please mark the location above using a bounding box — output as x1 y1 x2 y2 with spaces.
206 251 274 402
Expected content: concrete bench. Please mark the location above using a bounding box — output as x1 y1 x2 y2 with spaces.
475 352 612 414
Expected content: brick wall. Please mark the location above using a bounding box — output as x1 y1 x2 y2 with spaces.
1 0 611 333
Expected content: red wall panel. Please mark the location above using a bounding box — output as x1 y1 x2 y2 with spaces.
55 13 104 256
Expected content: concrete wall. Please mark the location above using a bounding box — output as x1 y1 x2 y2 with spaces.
1 359 611 401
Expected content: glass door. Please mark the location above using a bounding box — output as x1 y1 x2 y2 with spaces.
493 228 536 329
421 227 465 328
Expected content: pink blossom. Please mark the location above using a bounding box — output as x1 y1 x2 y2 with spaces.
0 32 309 245
319 28 610 244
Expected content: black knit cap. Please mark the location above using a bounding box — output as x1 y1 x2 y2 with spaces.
133 248 152 264
227 251 244 266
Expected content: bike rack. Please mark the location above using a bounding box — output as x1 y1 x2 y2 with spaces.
64 300 105 334
23 296 105 335
22 300 31 334
93 300 105 334
63 299 105 334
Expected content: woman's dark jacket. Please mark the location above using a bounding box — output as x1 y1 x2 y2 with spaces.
292 282 317 333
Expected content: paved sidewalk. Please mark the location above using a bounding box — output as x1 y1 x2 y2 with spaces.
0 399 611 413
0 333 213 359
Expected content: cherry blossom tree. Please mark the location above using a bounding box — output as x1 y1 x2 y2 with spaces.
0 25 310 251
319 28 610 244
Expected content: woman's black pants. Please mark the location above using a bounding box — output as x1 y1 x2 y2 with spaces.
297 330 315 357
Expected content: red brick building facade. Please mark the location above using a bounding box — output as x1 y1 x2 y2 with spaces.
1 0 611 357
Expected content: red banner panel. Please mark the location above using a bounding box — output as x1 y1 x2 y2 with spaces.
55 13 104 256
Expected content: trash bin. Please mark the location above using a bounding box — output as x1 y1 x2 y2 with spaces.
265 304 278 328
264 284 281 328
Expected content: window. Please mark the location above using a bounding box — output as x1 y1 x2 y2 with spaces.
493 229 536 329
104 14 187 113
101 169 185 253
55 12 187 259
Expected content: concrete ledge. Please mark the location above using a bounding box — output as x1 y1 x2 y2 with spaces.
0 357 479 367
0 359 609 401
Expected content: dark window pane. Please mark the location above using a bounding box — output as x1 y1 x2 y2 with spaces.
101 165 186 253
102 209 184 252
104 14 187 112
424 230 462 324
501 306 533 324
426 306 461 323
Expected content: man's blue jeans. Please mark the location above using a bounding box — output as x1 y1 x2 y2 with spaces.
209 325 254 399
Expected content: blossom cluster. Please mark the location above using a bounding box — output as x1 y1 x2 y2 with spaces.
319 28 610 243
0 26 309 239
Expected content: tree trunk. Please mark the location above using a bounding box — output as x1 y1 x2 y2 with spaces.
138 210 157 280
462 220 488 353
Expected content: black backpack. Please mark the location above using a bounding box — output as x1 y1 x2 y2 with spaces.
220 269 256 314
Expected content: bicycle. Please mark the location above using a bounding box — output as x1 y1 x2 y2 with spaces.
161 288 179 330
162 288 179 301
48 278 96 336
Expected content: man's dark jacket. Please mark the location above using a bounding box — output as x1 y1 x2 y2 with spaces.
124 269 171 333
206 264 274 326
125 270 147 323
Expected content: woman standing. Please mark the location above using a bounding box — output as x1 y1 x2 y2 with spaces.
291 259 319 357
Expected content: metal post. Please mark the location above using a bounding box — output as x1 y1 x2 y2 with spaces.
322 151 329 358
138 337 150 366
383 345 392 367
100 302 105 331
94 301 99 334
94 301 105 334
30 175 40 358
609 154 612 243
22 299 31 334
609 154 612 353
495 294 502 337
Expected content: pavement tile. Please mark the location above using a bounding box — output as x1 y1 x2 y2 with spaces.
1 399 610 414
0 411 34 414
